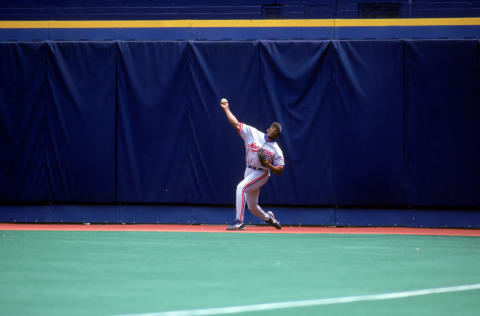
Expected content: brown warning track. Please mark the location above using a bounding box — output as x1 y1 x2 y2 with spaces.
0 223 479 236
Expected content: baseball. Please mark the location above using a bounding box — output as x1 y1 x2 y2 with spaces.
221 98 228 104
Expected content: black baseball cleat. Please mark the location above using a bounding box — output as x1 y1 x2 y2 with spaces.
226 220 245 231
266 211 282 229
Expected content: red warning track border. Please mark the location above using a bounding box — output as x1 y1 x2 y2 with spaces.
0 223 479 236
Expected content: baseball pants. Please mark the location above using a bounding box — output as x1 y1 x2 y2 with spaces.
236 167 270 222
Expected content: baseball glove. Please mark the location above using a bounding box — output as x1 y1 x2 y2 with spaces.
257 148 268 166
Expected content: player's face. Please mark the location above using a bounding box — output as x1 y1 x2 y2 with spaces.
267 125 280 139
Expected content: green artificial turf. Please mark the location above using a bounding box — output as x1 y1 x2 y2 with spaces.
0 231 479 316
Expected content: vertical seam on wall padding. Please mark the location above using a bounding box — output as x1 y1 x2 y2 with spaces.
402 39 407 206
258 39 262 118
42 41 47 202
328 40 337 225
477 39 480 201
45 41 52 203
114 42 118 204
186 41 192 205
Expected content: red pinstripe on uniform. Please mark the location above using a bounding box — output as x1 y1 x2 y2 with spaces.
240 171 268 221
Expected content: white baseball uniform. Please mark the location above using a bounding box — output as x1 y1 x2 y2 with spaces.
235 123 285 222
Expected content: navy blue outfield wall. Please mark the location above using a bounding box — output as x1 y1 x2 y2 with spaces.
0 42 116 203
1 0 480 20
0 205 479 229
2 23 480 42
1 40 480 226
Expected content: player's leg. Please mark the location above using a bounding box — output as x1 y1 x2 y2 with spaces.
234 179 247 223
228 170 262 230
235 169 269 222
227 179 249 230
245 188 281 229
265 210 282 229
245 188 269 221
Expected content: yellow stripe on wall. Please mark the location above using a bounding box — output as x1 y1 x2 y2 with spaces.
335 17 480 27
0 19 334 29
0 21 50 28
0 17 479 29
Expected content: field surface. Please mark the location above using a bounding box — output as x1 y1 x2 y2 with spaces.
0 224 479 316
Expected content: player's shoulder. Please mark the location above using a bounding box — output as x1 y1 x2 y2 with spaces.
240 122 251 130
241 123 261 134
273 141 284 153
245 123 259 131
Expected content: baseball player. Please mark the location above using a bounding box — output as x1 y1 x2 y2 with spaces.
220 98 284 230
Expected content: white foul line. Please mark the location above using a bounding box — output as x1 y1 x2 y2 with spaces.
115 283 480 316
